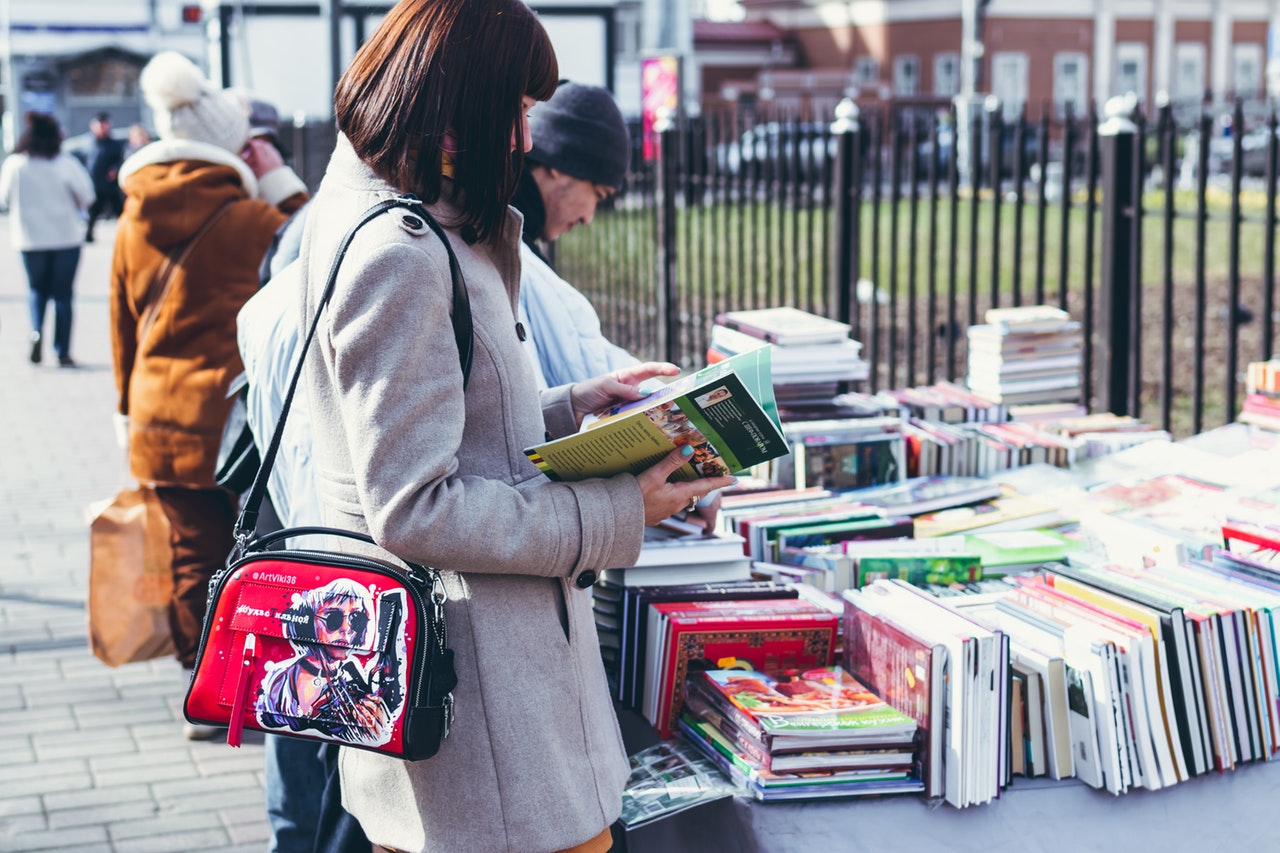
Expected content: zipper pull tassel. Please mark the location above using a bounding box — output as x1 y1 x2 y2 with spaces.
227 633 257 748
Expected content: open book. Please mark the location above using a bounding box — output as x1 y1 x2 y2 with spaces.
525 348 789 482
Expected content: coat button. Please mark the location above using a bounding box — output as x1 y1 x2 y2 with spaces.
515 322 527 341
575 570 597 589
398 213 427 235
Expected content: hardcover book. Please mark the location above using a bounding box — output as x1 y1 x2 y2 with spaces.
615 582 799 707
842 589 949 797
713 306 852 346
646 607 838 737
687 667 917 750
525 348 788 482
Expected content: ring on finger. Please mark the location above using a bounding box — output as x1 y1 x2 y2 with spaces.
685 497 699 513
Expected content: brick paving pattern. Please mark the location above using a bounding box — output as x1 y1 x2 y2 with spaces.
0 217 270 853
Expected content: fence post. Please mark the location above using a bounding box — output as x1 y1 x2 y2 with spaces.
831 98 861 332
654 113 680 364
1097 96 1139 416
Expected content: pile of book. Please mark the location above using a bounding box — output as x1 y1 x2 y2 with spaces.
966 305 1083 406
640 595 842 738
709 307 870 421
949 552 1280 793
1019 411 1171 461
881 381 1008 424
718 488 915 563
679 667 925 801
765 416 906 491
1240 359 1280 431
844 580 1008 807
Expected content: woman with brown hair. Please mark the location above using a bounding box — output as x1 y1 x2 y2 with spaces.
290 1 734 851
0 112 94 366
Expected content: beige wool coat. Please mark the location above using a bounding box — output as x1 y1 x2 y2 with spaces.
296 137 640 853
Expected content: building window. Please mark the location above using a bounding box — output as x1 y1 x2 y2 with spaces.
991 52 1028 119
1234 43 1263 100
1114 42 1147 104
615 8 641 61
1053 52 1088 118
894 55 920 97
934 53 959 98
1174 42 1206 103
854 56 880 87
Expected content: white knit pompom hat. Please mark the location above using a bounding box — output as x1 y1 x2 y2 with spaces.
140 51 250 155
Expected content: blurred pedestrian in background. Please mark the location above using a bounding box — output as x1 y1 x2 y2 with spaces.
109 50 307 739
0 111 95 367
124 123 153 159
83 112 124 243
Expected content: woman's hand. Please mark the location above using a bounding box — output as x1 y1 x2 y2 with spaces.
241 137 284 179
569 361 680 427
636 446 737 527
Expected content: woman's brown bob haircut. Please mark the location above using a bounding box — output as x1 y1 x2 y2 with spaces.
335 0 558 242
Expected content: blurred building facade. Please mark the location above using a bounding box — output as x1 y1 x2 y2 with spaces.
0 0 204 149
707 0 1280 118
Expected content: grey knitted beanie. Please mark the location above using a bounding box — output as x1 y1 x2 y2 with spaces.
528 81 630 190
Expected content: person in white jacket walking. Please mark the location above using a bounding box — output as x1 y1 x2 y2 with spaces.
0 112 95 366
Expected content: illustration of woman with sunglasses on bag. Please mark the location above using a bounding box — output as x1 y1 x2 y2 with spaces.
256 578 404 746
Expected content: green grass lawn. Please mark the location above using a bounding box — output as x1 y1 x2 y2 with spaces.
556 186 1278 437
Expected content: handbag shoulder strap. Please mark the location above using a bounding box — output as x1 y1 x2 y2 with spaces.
233 194 472 543
136 200 235 341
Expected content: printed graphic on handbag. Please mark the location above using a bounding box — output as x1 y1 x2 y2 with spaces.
184 195 470 760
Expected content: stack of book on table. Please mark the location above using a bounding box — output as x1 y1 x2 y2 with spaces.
881 380 1009 424
843 580 1008 806
678 667 924 801
950 550 1280 794
1023 411 1171 461
765 416 906 491
1240 359 1280 431
604 580 801 711
709 307 869 422
773 534 984 594
718 491 913 563
966 306 1083 406
639 595 841 739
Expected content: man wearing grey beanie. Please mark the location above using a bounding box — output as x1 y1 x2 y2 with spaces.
511 80 640 388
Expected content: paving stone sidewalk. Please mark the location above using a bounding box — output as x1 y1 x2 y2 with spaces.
0 217 270 853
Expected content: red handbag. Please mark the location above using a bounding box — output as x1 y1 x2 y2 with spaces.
184 196 469 759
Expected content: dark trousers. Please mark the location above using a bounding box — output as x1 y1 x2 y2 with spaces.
22 248 80 358
153 486 235 668
86 186 123 238
315 742 372 853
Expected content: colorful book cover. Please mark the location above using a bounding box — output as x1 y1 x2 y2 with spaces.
525 348 787 482
842 592 947 797
653 615 837 738
854 554 983 588
689 667 916 746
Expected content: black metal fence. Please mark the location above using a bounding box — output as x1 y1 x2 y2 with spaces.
551 98 1280 438
288 97 1280 438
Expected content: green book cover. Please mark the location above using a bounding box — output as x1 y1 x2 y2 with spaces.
525 348 788 482
854 554 983 589
963 529 1084 569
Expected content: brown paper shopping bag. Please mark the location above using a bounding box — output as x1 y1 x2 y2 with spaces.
87 488 176 666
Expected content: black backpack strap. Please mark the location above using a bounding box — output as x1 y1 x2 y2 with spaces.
234 195 472 545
